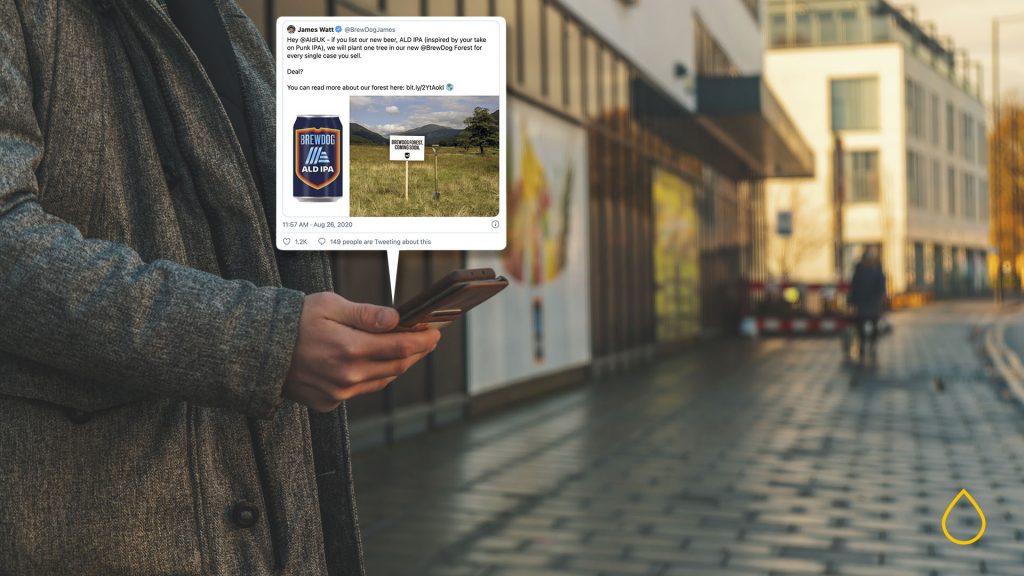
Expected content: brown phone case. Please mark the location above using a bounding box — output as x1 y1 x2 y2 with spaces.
395 268 508 331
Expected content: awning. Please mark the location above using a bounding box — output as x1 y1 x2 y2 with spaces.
696 75 815 179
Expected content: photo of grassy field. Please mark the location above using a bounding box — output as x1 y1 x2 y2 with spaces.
349 95 500 217
349 144 499 217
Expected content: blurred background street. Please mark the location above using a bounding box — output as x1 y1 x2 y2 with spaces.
232 0 1024 572
352 303 1024 575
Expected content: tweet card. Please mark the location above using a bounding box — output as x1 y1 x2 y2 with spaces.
275 17 507 252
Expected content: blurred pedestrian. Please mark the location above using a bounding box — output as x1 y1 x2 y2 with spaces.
0 0 439 573
848 247 887 361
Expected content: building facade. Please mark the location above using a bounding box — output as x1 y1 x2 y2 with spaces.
765 0 989 295
238 0 812 447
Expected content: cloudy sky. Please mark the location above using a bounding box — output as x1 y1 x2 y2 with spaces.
350 96 499 136
912 0 1024 102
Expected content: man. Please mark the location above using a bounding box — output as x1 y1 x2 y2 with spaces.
0 0 437 573
848 247 887 362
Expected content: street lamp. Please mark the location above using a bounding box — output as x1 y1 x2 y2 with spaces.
993 13 1024 303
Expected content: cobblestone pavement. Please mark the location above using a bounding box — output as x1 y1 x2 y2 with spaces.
352 302 1024 575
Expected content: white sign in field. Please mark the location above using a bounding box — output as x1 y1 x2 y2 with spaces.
389 135 425 161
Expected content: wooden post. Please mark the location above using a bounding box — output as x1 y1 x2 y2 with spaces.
405 160 409 201
432 145 440 200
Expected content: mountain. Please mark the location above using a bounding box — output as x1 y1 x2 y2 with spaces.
349 123 387 144
398 124 464 145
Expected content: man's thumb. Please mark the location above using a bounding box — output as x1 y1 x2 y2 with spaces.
321 294 399 333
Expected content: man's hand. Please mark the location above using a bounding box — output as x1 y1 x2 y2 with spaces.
282 292 441 412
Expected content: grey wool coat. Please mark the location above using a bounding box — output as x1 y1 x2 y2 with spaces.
0 0 365 574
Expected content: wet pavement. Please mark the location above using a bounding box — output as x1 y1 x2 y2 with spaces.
352 301 1024 575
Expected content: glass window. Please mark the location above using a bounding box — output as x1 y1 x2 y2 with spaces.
871 13 892 41
946 102 955 153
771 13 788 47
980 178 989 221
906 151 919 207
961 113 975 162
832 78 879 131
978 124 987 165
795 12 812 45
905 80 926 139
909 79 917 135
840 10 863 43
845 150 879 202
818 11 837 44
963 173 976 218
544 3 563 105
932 159 942 211
947 166 956 214
913 242 926 287
931 93 940 146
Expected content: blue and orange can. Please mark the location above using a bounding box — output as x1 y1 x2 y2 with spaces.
294 115 343 202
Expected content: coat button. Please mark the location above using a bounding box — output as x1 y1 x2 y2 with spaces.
65 408 93 424
231 501 260 528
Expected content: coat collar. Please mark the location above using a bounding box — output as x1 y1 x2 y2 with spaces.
106 0 282 286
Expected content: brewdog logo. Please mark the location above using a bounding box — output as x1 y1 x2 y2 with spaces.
295 127 341 189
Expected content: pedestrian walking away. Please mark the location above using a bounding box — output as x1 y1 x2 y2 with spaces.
847 247 887 363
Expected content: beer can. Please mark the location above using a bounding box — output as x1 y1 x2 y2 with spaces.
294 115 343 202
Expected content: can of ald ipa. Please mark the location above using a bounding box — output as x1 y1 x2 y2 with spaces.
294 116 343 202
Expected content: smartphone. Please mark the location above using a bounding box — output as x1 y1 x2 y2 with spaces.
395 268 509 331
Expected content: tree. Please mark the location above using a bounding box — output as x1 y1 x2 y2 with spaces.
991 99 1024 293
462 107 498 154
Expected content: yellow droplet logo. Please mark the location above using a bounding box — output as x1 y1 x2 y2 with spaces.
941 488 986 545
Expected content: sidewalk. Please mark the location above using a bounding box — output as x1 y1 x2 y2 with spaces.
352 301 1024 576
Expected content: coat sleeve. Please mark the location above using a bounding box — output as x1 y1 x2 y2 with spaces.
0 1 303 419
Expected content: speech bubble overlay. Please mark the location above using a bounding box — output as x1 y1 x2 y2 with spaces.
276 17 506 297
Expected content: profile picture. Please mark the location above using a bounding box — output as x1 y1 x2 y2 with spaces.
286 25 296 34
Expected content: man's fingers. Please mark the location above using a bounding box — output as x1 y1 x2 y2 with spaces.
337 351 429 386
367 329 441 361
335 377 399 402
317 293 399 333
